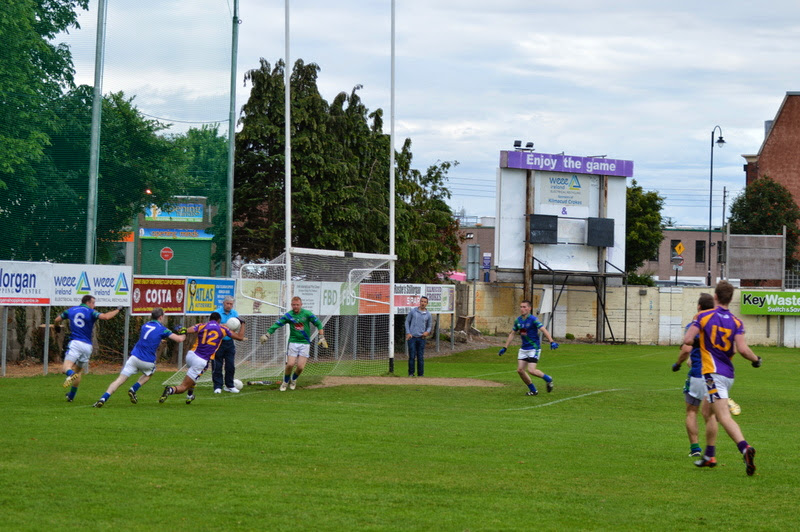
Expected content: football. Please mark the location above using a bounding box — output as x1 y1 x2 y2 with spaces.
728 398 742 416
233 379 244 391
226 317 241 332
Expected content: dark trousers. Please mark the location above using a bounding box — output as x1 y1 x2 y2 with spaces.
212 340 236 390
408 337 426 376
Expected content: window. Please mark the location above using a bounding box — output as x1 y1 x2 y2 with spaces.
465 232 474 239
650 247 659 262
695 240 706 263
717 240 726 263
670 239 681 260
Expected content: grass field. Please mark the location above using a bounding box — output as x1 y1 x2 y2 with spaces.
2 343 799 531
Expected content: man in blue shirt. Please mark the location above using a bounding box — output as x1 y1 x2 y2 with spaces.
499 300 558 396
213 296 241 394
54 294 123 402
93 307 186 407
405 296 432 377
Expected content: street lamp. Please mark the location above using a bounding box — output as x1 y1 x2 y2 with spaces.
708 126 725 286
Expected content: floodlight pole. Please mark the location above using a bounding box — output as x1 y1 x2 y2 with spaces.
225 0 240 276
708 126 724 286
85 0 108 264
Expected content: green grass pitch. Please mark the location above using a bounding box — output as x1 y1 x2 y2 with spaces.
2 344 799 530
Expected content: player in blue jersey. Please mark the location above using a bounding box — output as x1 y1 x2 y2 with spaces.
93 308 186 408
159 312 245 404
683 281 762 475
53 294 123 402
499 300 558 396
672 293 716 457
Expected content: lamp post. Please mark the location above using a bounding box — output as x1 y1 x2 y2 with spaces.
708 126 725 286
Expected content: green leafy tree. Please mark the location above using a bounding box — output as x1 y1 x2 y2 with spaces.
625 179 664 274
728 176 800 268
232 58 461 282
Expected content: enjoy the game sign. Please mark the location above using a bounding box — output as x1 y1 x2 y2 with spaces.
740 290 800 315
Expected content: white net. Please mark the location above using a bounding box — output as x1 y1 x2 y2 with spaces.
163 248 391 386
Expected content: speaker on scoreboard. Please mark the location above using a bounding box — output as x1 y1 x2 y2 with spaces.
587 217 614 247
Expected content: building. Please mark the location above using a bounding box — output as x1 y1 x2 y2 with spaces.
637 227 724 285
743 92 800 194
457 216 496 282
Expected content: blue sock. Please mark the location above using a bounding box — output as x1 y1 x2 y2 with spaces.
65 369 75 377
101 392 110 401
737 440 750 453
284 374 290 383
542 374 552 383
291 373 298 381
67 387 78 400
131 382 142 392
527 383 537 393
704 445 716 458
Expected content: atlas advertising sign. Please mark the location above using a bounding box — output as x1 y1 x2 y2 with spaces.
131 276 186 315
741 291 800 316
0 261 53 306
51 264 132 306
502 151 634 178
185 277 236 314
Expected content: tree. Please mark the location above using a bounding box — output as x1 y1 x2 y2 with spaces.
625 179 664 274
232 58 461 282
728 176 800 268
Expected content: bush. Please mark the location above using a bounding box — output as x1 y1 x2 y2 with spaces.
627 272 655 286
565 333 575 340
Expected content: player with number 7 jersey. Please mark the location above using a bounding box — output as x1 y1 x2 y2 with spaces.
159 311 246 404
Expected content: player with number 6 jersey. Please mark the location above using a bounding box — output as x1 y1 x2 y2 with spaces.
93 308 186 407
159 311 245 404
54 294 123 402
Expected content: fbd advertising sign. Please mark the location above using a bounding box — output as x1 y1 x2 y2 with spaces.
51 265 132 306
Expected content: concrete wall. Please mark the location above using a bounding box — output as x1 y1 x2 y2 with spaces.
460 281 791 346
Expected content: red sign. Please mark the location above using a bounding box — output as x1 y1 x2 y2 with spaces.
358 284 390 315
131 276 186 315
160 247 174 261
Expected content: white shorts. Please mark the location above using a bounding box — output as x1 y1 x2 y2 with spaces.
704 373 733 402
65 340 93 370
684 376 706 406
120 355 156 377
185 351 210 382
518 348 541 363
287 343 311 359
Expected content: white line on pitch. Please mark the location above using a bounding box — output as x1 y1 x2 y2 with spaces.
503 388 625 411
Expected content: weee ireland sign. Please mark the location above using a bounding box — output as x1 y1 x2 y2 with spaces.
740 291 800 315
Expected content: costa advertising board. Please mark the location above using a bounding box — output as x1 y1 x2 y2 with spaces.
131 276 186 315
0 261 53 306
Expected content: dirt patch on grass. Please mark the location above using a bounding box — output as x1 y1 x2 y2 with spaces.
307 376 504 389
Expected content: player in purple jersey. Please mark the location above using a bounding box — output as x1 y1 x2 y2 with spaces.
499 300 558 396
53 294 123 402
159 312 245 404
672 293 716 457
682 281 762 475
93 308 186 408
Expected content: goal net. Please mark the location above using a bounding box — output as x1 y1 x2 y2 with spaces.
163 248 392 386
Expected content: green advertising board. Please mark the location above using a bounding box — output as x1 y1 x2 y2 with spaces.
740 290 800 315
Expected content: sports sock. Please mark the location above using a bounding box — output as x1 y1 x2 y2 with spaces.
101 392 110 401
131 382 142 392
65 369 75 377
187 388 194 396
291 373 298 381
691 443 702 453
704 445 716 458
542 374 552 383
527 383 537 393
737 440 750 453
67 387 78 400
284 374 291 383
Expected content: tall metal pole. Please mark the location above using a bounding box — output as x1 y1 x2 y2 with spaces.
708 125 724 286
226 0 240 276
388 0 396 373
284 0 292 297
85 0 109 264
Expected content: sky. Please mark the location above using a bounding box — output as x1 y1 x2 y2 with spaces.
57 0 800 228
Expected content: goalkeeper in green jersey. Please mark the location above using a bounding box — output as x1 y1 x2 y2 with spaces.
260 296 326 391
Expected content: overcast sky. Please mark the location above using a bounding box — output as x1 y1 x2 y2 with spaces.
59 0 800 227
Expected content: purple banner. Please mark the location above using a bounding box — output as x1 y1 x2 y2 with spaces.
501 151 634 177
